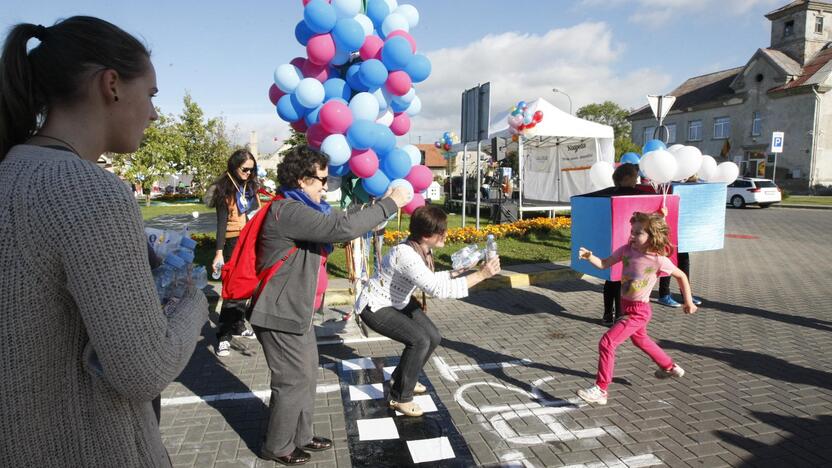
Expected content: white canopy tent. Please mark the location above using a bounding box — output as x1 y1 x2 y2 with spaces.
488 98 615 215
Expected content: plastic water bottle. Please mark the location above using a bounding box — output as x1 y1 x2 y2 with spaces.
153 254 187 302
212 261 223 280
486 234 498 260
192 265 208 289
452 244 482 270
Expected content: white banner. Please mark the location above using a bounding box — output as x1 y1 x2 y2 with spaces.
524 140 599 202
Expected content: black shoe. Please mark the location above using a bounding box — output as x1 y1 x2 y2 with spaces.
303 436 333 452
602 316 613 326
263 447 311 465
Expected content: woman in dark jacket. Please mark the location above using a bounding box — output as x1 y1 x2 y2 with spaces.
251 146 408 465
209 149 261 356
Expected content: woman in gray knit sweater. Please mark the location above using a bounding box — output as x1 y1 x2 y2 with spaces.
0 17 207 467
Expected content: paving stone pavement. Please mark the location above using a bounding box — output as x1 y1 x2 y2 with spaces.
160 207 832 467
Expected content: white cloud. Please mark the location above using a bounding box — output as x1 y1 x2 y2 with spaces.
581 0 781 25
409 22 672 143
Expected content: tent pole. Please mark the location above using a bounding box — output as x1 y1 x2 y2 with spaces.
518 136 524 220
476 140 482 229
462 143 468 227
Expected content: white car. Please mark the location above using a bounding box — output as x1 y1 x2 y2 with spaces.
726 177 782 208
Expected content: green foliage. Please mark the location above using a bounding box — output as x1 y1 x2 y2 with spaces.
280 129 308 157
178 94 235 194
576 100 640 160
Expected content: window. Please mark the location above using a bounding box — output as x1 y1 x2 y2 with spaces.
751 112 762 136
642 126 655 144
817 16 825 34
666 123 677 144
688 120 702 141
713 117 731 139
784 20 794 37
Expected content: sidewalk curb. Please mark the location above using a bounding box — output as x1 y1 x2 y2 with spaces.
774 203 832 210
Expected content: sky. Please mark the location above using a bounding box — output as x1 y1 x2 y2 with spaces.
2 0 786 154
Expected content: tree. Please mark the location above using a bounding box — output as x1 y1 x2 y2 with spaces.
576 101 641 160
177 93 235 194
112 110 185 205
280 129 307 157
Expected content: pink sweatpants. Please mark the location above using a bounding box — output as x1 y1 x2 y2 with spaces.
595 299 674 391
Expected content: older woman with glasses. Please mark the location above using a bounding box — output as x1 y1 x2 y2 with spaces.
208 149 261 356
251 146 409 465
355 205 501 416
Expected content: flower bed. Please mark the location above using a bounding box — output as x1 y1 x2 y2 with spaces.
383 216 571 245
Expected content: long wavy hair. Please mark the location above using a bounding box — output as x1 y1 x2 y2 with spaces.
209 149 259 208
630 211 674 256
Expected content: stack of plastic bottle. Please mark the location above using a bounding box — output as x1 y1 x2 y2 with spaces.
451 234 499 270
145 227 208 303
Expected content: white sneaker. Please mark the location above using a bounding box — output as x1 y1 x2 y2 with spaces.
216 340 231 357
577 385 608 405
238 329 257 340
413 382 427 394
655 364 685 379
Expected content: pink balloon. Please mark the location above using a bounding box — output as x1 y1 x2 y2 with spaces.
307 34 336 66
306 123 330 149
402 192 426 215
389 112 411 136
386 70 412 96
386 30 416 53
360 35 384 61
405 164 432 192
290 119 308 133
349 149 379 178
290 56 306 69
269 84 285 106
301 60 329 82
319 100 353 134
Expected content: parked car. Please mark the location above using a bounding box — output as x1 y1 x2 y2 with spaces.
726 177 782 208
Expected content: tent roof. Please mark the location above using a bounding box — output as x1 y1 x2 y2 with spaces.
488 97 614 140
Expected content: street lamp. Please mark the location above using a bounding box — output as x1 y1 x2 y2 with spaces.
551 87 572 115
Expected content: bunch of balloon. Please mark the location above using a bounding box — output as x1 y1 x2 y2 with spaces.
434 130 459 203
507 100 543 142
270 0 434 215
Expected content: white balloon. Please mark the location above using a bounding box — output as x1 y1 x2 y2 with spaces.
389 178 414 204
349 92 379 121
667 144 685 154
711 162 740 184
640 149 678 184
383 0 399 13
381 13 409 36
402 144 422 167
273 64 303 93
589 161 615 189
332 0 361 18
394 4 419 28
376 109 394 126
404 95 421 116
354 13 373 36
698 155 717 181
672 145 703 181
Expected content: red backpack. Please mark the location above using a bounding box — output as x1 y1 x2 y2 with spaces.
220 189 298 302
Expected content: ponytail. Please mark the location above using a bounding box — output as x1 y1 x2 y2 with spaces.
0 17 150 160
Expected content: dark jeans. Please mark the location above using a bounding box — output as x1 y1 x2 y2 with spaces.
360 299 441 403
658 252 690 297
217 237 248 341
603 280 621 321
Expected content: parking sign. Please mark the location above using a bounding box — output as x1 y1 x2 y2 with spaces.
771 132 784 153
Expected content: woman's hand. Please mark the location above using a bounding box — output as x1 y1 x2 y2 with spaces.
212 252 224 274
385 186 410 208
479 256 501 278
578 247 592 260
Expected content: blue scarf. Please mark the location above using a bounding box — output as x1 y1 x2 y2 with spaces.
235 184 256 215
280 187 333 253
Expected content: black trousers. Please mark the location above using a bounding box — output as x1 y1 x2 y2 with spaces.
217 237 248 340
360 299 441 403
603 280 621 320
658 252 690 297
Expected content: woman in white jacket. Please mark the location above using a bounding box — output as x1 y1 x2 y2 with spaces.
356 205 500 416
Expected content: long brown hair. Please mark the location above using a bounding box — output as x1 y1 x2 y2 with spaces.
630 211 674 256
0 16 150 159
209 149 260 207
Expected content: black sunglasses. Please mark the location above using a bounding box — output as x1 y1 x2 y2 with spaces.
307 175 328 184
239 167 254 174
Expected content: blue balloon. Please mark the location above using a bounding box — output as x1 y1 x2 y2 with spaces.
362 171 391 197
305 104 322 126
381 36 413 71
329 163 352 177
373 125 396 156
331 46 351 66
304 0 337 34
517 100 527 109
321 134 351 166
332 18 364 51
295 21 314 46
323 78 351 102
347 120 377 149
642 139 667 154
345 63 368 92
276 94 303 122
381 148 412 180
390 98 409 113
373 88 388 113
365 0 390 30
620 152 641 165
358 59 388 90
